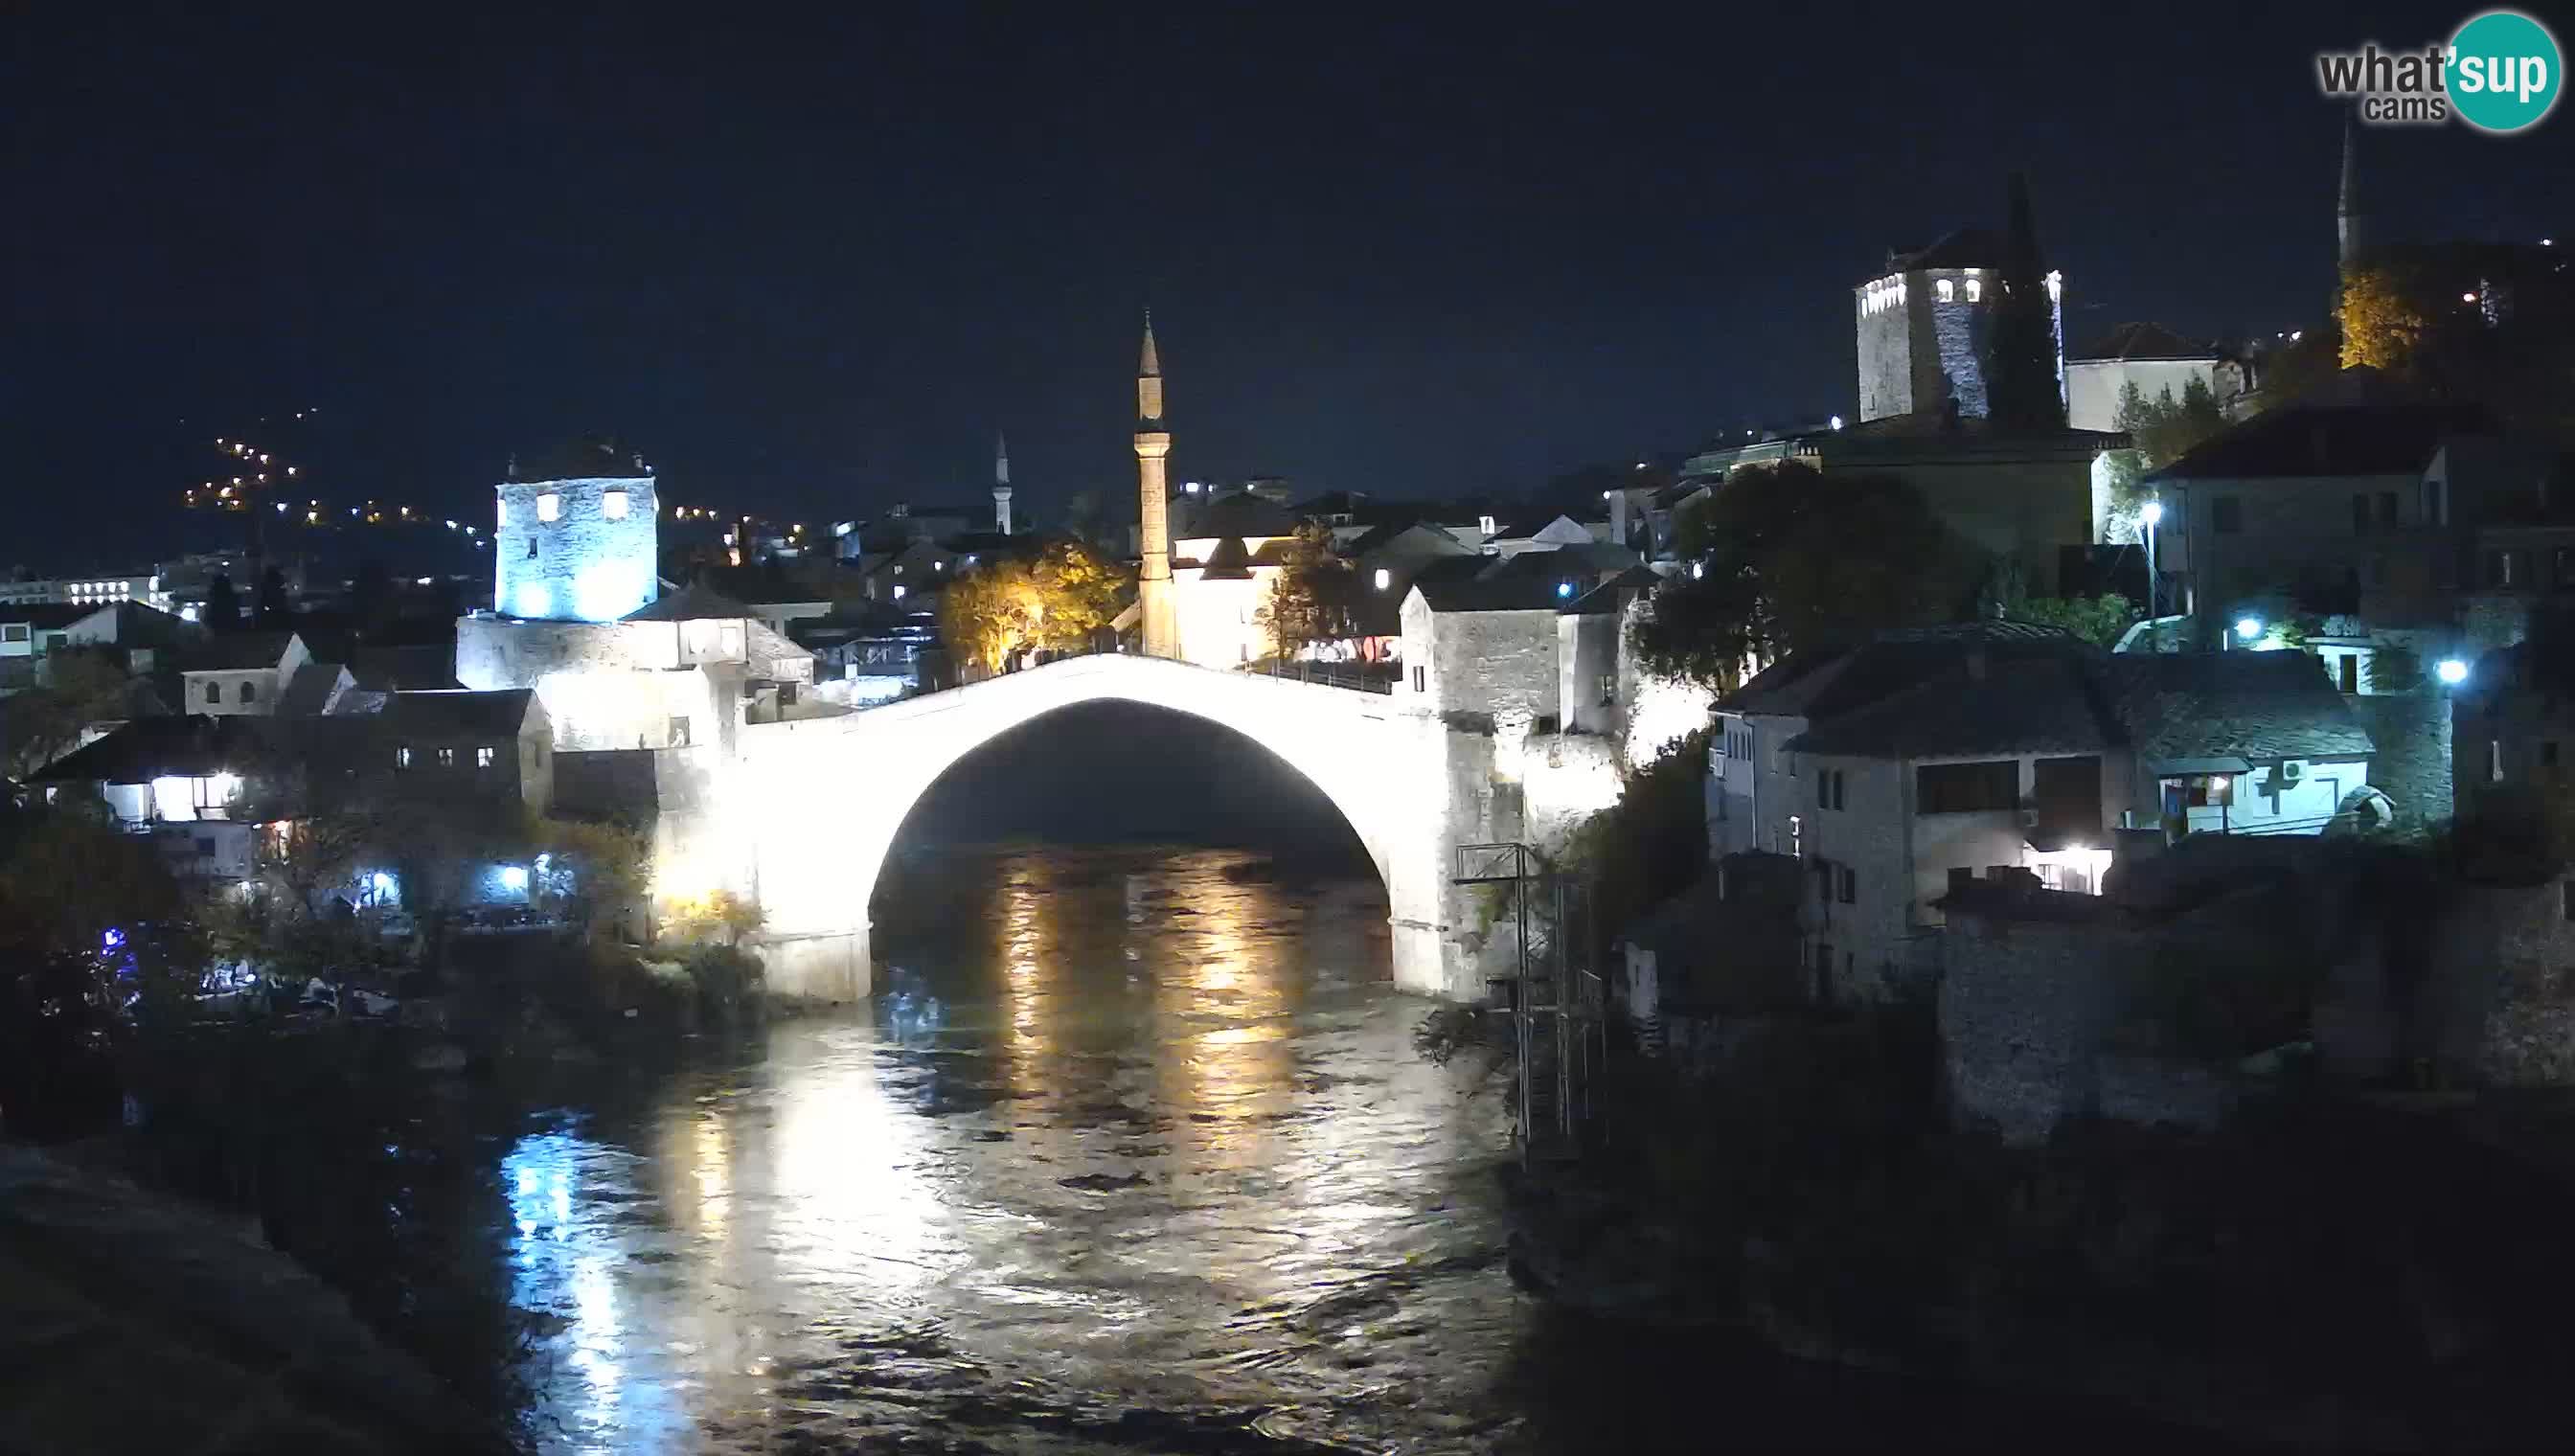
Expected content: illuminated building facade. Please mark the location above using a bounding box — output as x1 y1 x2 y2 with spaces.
1855 230 2063 424
494 459 660 624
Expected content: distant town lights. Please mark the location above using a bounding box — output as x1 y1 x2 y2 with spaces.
2437 657 2471 686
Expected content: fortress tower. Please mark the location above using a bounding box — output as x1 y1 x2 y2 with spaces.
1134 312 1178 658
492 438 659 623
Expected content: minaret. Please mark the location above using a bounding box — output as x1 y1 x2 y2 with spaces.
1133 310 1179 658
991 430 1014 535
2336 115 2366 271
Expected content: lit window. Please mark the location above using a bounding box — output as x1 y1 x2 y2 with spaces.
1965 278 1982 303
397 745 414 769
602 489 629 520
536 492 561 522
437 746 456 768
1374 568 1392 591
476 745 495 768
893 584 906 601
497 499 509 528
1478 515 1496 535
1936 279 1955 303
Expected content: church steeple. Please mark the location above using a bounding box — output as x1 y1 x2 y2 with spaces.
1133 310 1177 658
991 430 1013 535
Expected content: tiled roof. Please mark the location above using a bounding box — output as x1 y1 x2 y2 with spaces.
623 584 754 622
1562 565 1665 616
275 660 349 717
1727 623 2085 718
2148 402 2495 481
1884 227 2007 274
1788 656 2115 758
2102 651 2372 762
1187 491 1298 539
2073 322 2219 363
376 689 537 740
1196 536 1256 580
349 644 459 693
178 630 297 672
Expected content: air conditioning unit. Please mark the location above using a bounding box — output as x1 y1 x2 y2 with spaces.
2279 761 2304 785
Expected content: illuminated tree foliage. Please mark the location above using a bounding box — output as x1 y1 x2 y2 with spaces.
2115 376 2226 468
1255 522 1358 661
1631 463 1970 687
2338 263 2430 374
937 539 1128 673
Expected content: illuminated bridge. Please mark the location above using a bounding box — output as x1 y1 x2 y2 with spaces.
725 654 1524 1004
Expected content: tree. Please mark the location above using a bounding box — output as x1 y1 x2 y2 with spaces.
2116 376 2226 469
1255 522 1358 662
0 647 133 778
1061 490 1104 545
1027 539 1126 655
348 558 394 638
661 888 764 947
202 573 240 632
534 815 649 940
1984 172 2066 432
2339 263 2430 375
256 566 290 628
379 804 528 967
1630 463 1970 687
1999 590 2137 648
936 540 1129 673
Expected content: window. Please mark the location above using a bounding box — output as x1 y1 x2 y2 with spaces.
1964 278 1982 303
2164 773 2233 808
536 492 561 522
2339 653 2359 694
1411 666 1426 693
396 744 414 769
1948 866 1974 895
437 746 456 768
1598 672 1617 706
1478 515 1496 535
2425 477 2446 526
602 489 629 520
1915 760 2018 814
205 680 223 704
476 745 496 769
1936 278 1955 303
2564 880 2575 923
2490 739 2504 784
2352 493 2371 535
668 716 693 748
1835 864 1857 904
498 499 510 528
1374 568 1392 591
2378 491 2399 528
0 624 25 643
2211 495 2243 535
239 681 258 704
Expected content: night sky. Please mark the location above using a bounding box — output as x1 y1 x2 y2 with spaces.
8 2 2567 564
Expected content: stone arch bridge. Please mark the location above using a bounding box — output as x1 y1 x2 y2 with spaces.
722 654 1556 1003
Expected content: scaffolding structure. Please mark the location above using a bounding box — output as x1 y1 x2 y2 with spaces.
1453 842 1606 1163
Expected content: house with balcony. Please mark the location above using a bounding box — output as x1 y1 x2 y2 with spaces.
1711 624 2373 1002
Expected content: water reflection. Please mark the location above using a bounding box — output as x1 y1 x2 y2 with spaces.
493 847 1521 1453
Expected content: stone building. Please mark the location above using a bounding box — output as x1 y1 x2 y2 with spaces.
1167 489 1296 670
493 441 659 624
1713 625 2375 1002
1854 229 2062 424
2062 322 2234 434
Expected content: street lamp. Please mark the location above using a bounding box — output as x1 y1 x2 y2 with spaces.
2235 616 2264 644
2436 657 2470 686
2138 500 2163 631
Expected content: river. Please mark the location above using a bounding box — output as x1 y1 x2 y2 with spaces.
472 846 2176 1453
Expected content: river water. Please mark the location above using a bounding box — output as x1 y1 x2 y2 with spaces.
476 846 2157 1453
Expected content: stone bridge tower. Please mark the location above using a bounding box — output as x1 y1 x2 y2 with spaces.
1134 312 1179 658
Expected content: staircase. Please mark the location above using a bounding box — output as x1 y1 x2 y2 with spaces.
1454 843 1605 1165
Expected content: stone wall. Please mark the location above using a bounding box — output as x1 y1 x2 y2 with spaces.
2350 689 2453 828
2427 880 2575 1087
1519 732 1623 859
494 475 658 622
1425 608 1561 729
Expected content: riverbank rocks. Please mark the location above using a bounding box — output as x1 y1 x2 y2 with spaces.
0 1146 512 1455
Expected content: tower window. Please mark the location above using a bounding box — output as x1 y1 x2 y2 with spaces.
536 492 561 522
1936 279 1955 303
602 489 629 520
1965 278 1983 303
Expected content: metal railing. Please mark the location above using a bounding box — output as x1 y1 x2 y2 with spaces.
1454 841 1605 1165
1256 660 1396 694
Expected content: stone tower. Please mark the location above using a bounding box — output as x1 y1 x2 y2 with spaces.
2336 115 2367 270
493 439 659 622
992 430 1014 535
1133 312 1178 658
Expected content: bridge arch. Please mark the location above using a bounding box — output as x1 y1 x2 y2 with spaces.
727 656 1472 1003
